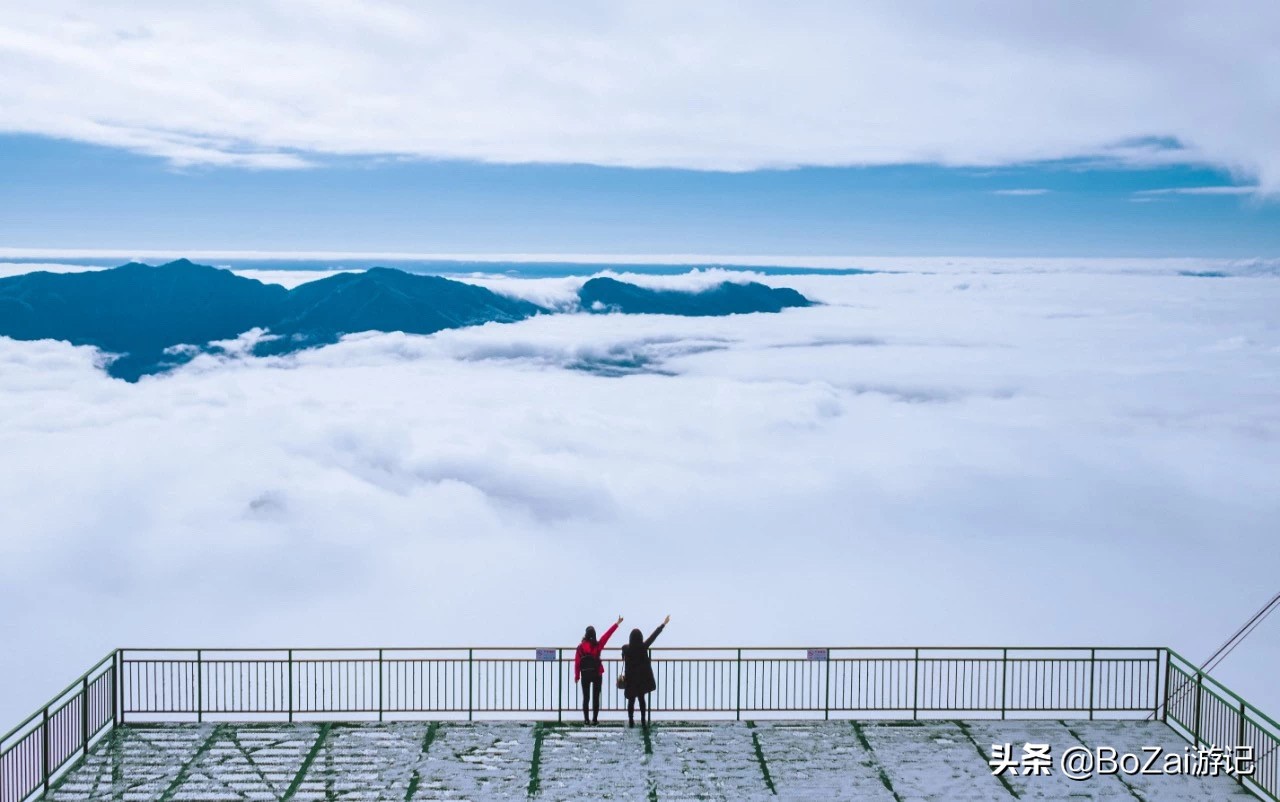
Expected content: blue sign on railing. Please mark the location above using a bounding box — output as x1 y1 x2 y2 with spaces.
535 648 557 661
807 648 829 661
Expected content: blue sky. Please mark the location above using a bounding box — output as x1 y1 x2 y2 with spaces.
2 134 1277 257
1 2 1277 257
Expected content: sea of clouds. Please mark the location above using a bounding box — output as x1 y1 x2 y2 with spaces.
1 265 1278 723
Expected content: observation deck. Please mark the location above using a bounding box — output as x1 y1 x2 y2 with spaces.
2 647 1275 800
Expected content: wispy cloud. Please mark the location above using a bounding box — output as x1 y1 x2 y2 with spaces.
992 188 1052 196
1135 186 1260 196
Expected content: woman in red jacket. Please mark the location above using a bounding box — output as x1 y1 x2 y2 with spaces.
575 615 622 725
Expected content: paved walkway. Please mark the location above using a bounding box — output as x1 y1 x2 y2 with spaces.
47 720 1257 801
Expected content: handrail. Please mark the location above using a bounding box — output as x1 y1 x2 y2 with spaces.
4 645 1276 802
1161 648 1279 802
0 651 115 746
118 644 1164 652
108 641 1271 757
0 650 119 802
1166 648 1280 733
108 646 1165 724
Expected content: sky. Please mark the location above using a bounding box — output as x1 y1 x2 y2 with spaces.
1 0 1279 256
2 136 1280 256
1 0 1279 730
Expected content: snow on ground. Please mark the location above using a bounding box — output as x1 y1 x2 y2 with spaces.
857 721 1011 800
536 723 651 800
959 720 1134 801
47 721 1257 801
751 721 897 800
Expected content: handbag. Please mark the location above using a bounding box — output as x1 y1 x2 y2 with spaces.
616 673 626 690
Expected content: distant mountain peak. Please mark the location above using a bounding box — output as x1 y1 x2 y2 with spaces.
578 276 812 316
0 260 814 380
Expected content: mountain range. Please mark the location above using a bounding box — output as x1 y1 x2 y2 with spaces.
0 260 813 380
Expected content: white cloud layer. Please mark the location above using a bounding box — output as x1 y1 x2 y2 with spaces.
992 189 1051 196
1135 186 1261 196
6 254 1280 281
1 2 1279 188
1 267 1278 725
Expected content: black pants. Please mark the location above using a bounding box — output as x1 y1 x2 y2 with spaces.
627 693 648 724
581 676 601 722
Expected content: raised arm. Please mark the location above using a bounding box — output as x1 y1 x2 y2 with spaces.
598 617 622 649
645 616 670 648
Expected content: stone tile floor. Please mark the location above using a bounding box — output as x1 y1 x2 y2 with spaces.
45 720 1258 801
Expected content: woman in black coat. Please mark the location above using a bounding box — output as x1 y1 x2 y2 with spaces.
621 615 669 728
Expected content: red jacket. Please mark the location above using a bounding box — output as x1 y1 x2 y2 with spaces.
574 622 618 682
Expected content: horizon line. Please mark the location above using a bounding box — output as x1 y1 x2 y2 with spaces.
2 249 1280 269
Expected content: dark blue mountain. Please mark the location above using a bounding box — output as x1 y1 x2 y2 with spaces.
578 277 812 316
0 261 814 380
256 268 542 355
0 260 287 379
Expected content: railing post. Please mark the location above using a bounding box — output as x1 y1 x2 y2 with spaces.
1088 649 1095 720
1000 649 1008 720
912 649 920 720
1236 699 1247 786
557 649 563 724
1192 670 1203 747
41 707 50 795
824 649 831 721
81 675 90 756
735 649 742 722
1161 650 1171 723
112 650 121 727
378 649 384 722
467 649 474 722
196 650 203 723
287 650 294 723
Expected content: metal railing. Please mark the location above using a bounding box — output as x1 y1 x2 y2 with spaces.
1 646 1274 801
1162 649 1280 801
113 646 1161 721
0 653 115 802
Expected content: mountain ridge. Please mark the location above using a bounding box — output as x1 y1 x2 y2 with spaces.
0 260 813 380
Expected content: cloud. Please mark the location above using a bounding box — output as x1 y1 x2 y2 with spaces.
1134 185 1260 196
1 268 1279 724
1 2 1279 189
992 189 1052 196
8 253 1280 279
0 261 107 279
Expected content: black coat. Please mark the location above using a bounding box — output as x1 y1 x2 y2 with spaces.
621 624 665 698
